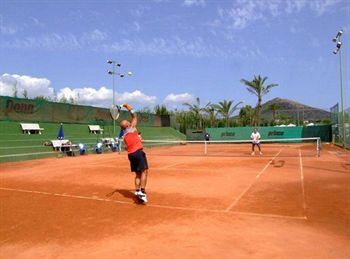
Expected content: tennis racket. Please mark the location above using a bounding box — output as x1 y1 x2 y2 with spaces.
110 104 121 120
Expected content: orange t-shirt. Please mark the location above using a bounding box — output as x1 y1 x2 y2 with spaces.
123 128 143 154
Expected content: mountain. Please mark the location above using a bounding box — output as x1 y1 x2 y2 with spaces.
260 98 331 122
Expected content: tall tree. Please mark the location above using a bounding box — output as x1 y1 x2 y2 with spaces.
240 75 278 126
22 89 28 99
34 95 50 101
183 97 210 129
154 104 170 116
213 100 243 127
268 103 279 122
239 105 255 126
12 82 18 98
204 104 218 128
59 96 68 103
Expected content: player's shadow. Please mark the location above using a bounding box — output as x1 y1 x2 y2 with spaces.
105 189 141 204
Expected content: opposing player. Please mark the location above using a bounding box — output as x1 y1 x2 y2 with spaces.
251 128 263 155
119 103 149 203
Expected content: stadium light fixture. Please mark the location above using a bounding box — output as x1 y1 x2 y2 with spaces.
336 41 342 49
332 29 345 147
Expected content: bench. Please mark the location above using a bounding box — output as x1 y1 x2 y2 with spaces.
89 125 104 134
20 123 44 135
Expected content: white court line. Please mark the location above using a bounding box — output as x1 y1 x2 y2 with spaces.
230 211 307 220
0 187 134 205
0 151 56 158
157 161 187 169
224 148 283 212
299 149 307 216
0 187 306 220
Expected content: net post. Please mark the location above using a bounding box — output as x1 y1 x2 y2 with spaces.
316 137 321 157
204 140 207 155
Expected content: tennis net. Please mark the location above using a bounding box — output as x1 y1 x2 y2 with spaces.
141 137 321 157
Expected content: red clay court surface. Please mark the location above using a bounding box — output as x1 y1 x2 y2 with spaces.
0 143 349 258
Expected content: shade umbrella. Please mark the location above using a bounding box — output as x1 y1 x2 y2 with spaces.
58 123 64 140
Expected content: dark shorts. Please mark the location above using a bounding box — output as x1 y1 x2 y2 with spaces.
128 149 149 173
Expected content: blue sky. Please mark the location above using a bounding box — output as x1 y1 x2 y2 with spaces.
0 0 349 111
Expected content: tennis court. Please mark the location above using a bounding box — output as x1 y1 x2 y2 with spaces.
1 142 349 258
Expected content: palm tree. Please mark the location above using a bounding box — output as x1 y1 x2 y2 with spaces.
183 97 210 129
239 105 255 126
240 75 278 126
204 104 218 128
268 103 279 122
213 100 243 127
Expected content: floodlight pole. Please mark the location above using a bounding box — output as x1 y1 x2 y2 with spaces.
107 60 132 135
338 47 345 146
108 60 117 134
112 63 116 134
332 30 345 147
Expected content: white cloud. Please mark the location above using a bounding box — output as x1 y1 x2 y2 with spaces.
0 29 107 50
57 86 112 106
133 21 141 32
1 74 200 111
0 73 54 98
217 0 265 30
0 33 81 50
0 31 224 58
29 17 45 27
215 0 342 30
58 88 157 108
164 93 195 108
309 0 342 15
183 0 206 7
83 29 107 42
0 73 157 108
130 6 150 18
117 90 157 106
0 15 17 35
0 24 17 35
102 36 225 58
285 0 308 13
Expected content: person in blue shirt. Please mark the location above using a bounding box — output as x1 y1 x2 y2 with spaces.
114 129 125 153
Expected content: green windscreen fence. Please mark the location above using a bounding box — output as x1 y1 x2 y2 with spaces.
205 125 331 142
330 103 350 149
0 96 169 127
345 108 350 148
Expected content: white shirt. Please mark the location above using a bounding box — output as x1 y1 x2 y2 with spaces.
251 132 261 143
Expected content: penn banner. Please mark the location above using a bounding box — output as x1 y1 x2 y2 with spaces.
0 96 168 127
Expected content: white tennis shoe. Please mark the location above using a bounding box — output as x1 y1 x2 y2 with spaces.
138 192 148 203
251 152 255 156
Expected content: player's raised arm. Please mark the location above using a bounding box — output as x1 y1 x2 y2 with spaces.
123 103 137 128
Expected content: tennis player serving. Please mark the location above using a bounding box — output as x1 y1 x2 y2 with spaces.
251 128 263 156
119 103 149 204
